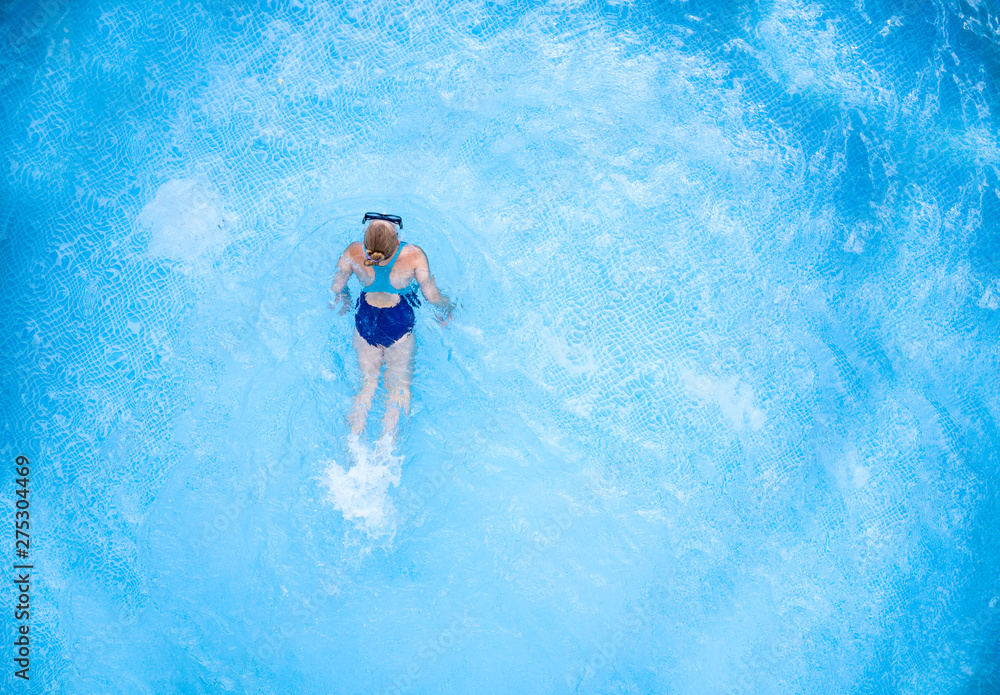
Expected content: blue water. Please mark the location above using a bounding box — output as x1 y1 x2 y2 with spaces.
2 0 999 692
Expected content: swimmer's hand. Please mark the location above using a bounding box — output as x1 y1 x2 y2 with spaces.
434 299 456 327
329 290 351 315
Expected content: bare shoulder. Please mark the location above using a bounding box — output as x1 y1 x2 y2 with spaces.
401 243 429 268
344 241 365 260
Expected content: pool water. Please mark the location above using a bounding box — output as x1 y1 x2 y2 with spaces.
2 0 999 692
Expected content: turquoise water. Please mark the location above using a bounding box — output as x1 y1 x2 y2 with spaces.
2 0 999 692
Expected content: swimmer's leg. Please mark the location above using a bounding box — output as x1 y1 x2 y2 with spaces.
381 331 415 439
348 329 384 436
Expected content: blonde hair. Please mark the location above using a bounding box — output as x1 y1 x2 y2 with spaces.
363 220 399 266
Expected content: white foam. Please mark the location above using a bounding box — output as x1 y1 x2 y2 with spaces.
843 222 873 254
681 369 767 432
138 178 236 265
978 279 1000 310
321 436 402 535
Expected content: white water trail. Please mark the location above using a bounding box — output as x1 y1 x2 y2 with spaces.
321 435 403 536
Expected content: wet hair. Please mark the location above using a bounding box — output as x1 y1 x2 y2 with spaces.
363 220 399 266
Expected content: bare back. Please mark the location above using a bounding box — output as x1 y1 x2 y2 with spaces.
335 241 447 309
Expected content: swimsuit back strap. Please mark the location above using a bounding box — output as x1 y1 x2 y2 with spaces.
384 241 405 272
365 241 407 294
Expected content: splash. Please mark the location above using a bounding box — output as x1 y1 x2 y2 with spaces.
321 436 403 536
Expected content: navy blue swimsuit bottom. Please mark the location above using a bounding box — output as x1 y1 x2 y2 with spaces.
355 290 420 347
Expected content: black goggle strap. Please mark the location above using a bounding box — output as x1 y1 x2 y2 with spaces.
362 212 403 229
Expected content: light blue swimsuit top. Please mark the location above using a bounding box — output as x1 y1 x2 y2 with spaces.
363 241 410 294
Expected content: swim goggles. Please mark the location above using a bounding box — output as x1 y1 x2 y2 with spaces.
362 212 403 228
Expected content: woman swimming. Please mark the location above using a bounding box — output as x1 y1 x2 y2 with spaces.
330 213 453 440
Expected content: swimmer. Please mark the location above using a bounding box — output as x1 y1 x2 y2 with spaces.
330 212 454 441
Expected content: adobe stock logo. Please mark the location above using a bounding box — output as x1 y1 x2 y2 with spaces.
381 611 477 695
5 0 64 53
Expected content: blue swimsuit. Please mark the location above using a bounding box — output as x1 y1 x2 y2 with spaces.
355 242 420 347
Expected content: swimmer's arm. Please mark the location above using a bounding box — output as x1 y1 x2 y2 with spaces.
329 246 355 314
413 247 454 315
